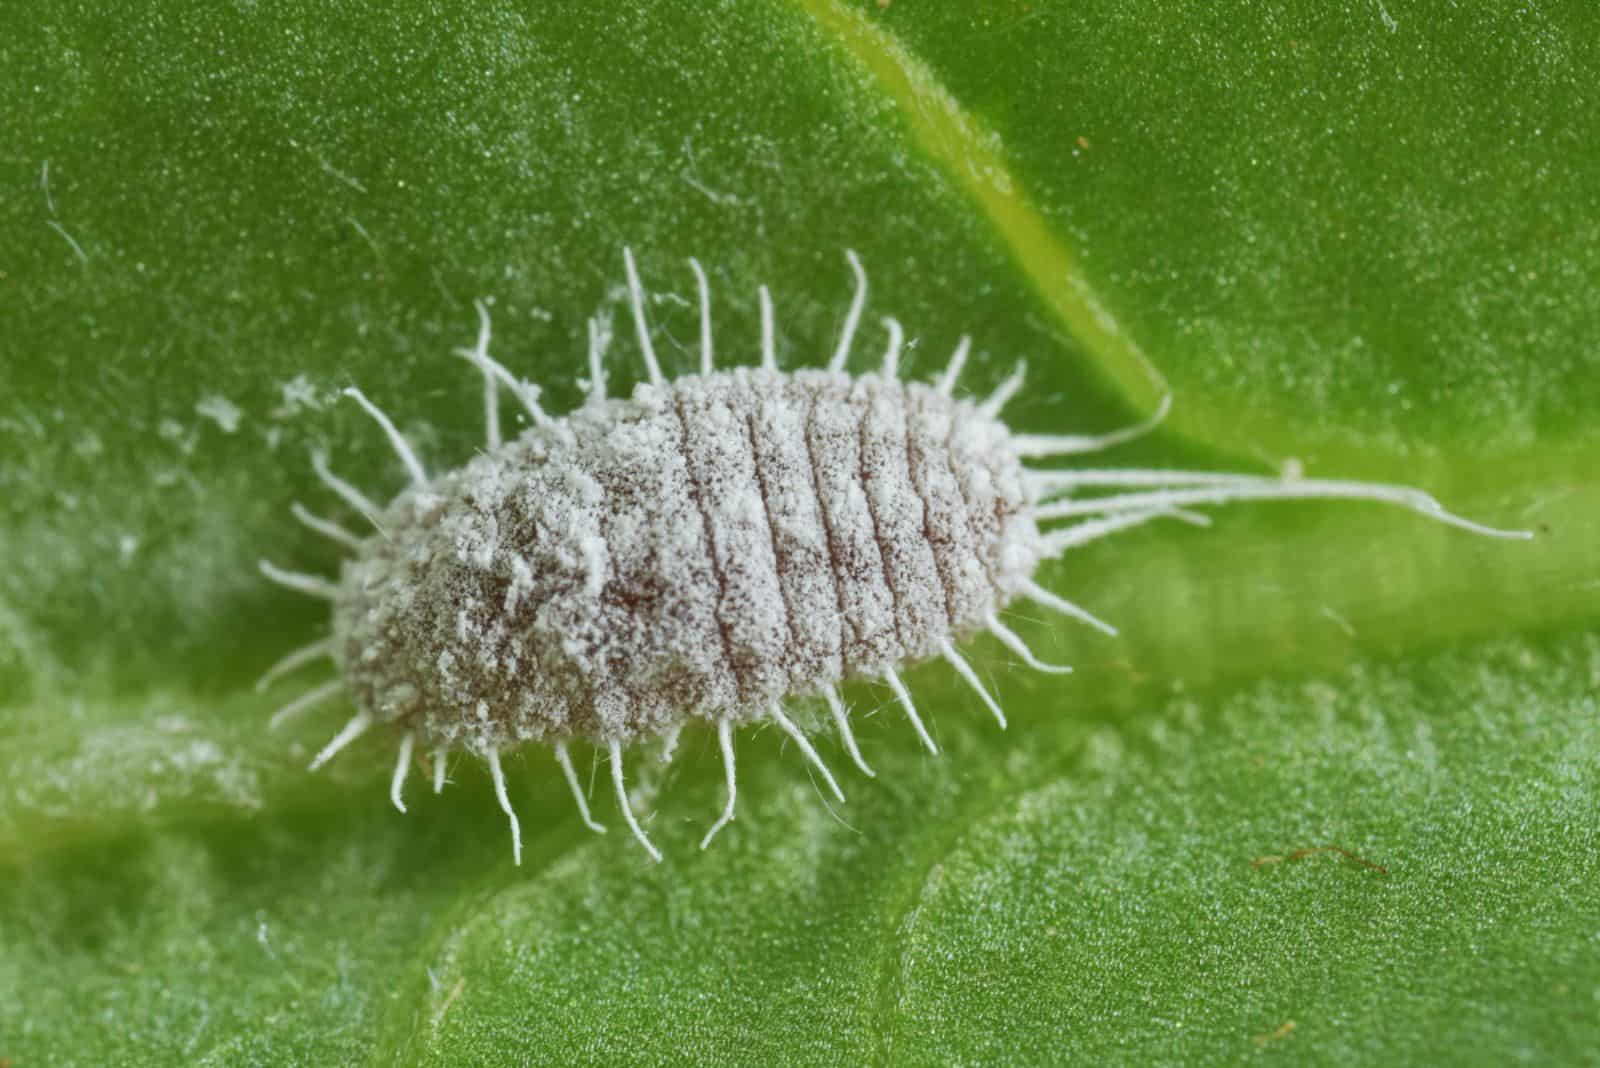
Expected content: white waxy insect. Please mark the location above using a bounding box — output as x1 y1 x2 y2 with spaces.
258 249 1530 864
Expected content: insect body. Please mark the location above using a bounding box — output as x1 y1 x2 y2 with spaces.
259 249 1528 863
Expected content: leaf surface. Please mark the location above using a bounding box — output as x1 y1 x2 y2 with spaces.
3 2 1596 1065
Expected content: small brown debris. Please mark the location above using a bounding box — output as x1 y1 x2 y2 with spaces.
1252 1019 1297 1049
1252 845 1388 875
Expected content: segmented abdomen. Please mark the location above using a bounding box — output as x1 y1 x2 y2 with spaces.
335 366 1037 748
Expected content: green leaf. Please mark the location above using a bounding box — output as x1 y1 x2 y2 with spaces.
3 1 1595 1064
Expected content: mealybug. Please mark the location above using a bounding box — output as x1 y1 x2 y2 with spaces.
258 249 1529 863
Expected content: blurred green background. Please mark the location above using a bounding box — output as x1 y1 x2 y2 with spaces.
2 1 1596 1064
